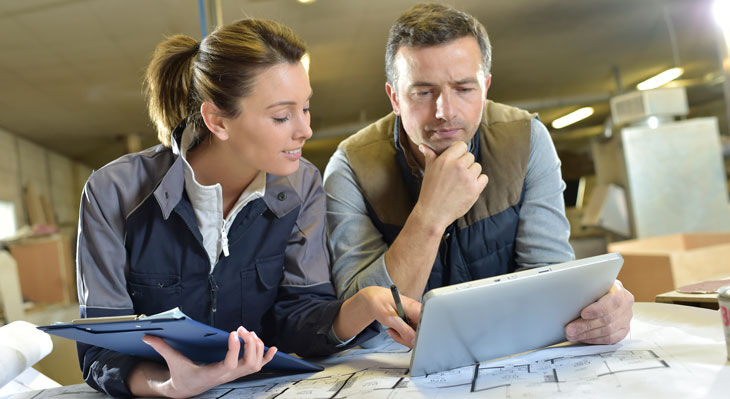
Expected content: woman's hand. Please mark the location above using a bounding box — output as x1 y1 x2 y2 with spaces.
127 326 277 398
334 286 422 348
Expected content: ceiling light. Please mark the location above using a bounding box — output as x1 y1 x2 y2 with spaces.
636 67 684 90
551 107 594 129
301 53 310 75
713 0 730 28
297 0 316 3
713 0 730 54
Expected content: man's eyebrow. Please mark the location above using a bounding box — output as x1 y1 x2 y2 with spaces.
454 78 479 85
409 82 437 88
266 92 313 109
408 79 479 89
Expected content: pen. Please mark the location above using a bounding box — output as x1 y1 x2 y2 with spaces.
390 284 409 325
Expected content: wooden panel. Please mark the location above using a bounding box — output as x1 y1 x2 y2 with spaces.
616 254 676 302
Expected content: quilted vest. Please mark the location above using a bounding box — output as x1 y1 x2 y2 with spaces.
339 100 535 290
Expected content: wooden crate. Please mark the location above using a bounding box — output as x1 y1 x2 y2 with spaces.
608 233 730 302
8 234 75 305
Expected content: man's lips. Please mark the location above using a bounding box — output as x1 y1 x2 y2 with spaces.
431 127 462 137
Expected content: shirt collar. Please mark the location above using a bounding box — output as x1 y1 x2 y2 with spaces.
262 173 302 218
154 120 297 220
153 121 188 219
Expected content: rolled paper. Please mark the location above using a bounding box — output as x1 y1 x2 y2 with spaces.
0 321 53 388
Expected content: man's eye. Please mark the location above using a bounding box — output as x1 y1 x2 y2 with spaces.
457 87 475 92
415 90 432 97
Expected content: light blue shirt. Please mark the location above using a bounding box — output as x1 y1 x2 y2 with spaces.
323 118 575 301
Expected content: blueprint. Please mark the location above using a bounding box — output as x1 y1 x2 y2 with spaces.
6 304 730 399
209 339 697 399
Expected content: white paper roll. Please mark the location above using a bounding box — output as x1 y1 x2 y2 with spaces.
0 320 53 388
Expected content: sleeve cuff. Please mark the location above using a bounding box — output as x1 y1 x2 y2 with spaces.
327 325 358 347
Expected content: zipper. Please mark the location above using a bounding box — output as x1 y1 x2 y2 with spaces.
208 274 218 326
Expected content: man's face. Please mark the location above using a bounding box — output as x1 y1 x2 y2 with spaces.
386 36 491 156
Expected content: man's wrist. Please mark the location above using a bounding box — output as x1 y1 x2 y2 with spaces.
410 203 449 236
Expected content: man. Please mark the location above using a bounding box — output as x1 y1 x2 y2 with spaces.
323 3 633 345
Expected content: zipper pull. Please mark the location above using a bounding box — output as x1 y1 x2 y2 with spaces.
220 225 229 257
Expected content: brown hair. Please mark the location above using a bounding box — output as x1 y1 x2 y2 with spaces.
144 19 306 146
385 3 491 87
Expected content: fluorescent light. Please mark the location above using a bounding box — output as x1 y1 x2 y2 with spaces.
297 0 316 3
636 67 684 90
551 107 594 129
713 0 730 28
301 53 310 75
713 0 730 55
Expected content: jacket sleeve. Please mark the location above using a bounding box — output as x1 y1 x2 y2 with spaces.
75 171 142 397
273 162 378 356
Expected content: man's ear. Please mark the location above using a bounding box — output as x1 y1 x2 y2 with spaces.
385 82 401 116
481 74 492 108
483 74 492 99
200 102 229 141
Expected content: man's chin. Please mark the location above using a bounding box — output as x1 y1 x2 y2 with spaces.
426 138 466 155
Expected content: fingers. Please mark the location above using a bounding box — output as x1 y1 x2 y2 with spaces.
237 327 267 375
574 326 631 345
223 330 241 370
458 151 475 169
386 328 416 348
262 346 278 365
580 281 626 319
401 295 422 330
381 297 417 347
143 335 188 367
438 141 468 161
386 322 416 348
476 173 488 190
565 282 634 344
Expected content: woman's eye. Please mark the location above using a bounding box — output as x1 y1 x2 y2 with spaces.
273 116 290 124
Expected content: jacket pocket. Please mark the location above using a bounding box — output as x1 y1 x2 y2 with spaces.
255 254 285 290
128 272 181 315
241 254 284 325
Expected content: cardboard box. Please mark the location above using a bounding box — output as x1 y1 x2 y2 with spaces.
8 233 75 305
608 233 730 302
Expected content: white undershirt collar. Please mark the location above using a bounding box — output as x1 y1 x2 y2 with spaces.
177 125 266 272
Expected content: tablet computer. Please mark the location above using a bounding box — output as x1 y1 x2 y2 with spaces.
409 252 623 376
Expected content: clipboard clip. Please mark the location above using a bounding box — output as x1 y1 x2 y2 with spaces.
71 314 146 324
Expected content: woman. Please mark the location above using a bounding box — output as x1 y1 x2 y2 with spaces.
76 18 420 398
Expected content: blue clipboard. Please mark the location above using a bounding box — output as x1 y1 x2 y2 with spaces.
38 315 322 372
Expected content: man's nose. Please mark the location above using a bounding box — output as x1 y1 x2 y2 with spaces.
435 90 455 121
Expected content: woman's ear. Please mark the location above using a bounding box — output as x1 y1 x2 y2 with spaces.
200 102 229 141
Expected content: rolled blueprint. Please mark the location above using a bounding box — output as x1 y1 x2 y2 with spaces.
0 321 53 388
